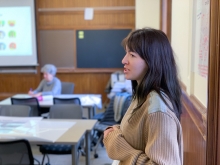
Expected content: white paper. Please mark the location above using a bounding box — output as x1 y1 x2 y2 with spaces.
84 8 94 20
0 116 75 142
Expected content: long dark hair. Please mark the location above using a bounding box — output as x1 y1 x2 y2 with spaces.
123 28 182 120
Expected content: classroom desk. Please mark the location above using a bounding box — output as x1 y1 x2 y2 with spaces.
0 94 102 119
0 116 97 165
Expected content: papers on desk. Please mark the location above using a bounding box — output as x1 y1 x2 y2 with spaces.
42 95 53 101
0 116 75 142
80 95 102 109
37 95 53 101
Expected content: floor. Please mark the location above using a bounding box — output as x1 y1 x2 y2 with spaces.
32 144 112 165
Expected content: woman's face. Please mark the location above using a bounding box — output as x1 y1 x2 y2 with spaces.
122 46 148 84
43 72 53 82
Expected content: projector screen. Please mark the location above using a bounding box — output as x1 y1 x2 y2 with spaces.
0 0 38 66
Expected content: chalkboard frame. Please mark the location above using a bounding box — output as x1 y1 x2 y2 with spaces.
38 28 133 73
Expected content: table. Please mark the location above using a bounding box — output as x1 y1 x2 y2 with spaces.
0 116 97 165
0 94 102 119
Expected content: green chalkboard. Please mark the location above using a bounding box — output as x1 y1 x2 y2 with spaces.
76 29 132 68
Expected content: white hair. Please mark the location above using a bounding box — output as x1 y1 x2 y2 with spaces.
41 64 57 76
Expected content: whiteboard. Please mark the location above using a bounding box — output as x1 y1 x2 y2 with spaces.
191 0 210 106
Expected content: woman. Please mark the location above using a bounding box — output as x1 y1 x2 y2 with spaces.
103 28 183 165
28 64 61 97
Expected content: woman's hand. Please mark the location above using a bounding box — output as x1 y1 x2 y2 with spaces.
104 127 114 139
28 90 34 95
33 92 42 97
103 126 120 139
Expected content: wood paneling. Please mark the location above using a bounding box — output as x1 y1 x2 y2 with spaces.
37 0 135 29
181 91 206 165
206 0 220 164
38 11 135 29
0 72 111 103
0 73 40 93
160 0 172 40
56 72 111 102
37 0 135 8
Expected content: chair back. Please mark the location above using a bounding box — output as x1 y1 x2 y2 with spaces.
11 97 40 116
53 97 81 105
61 82 74 94
0 139 35 165
49 104 83 119
0 105 31 117
100 92 132 125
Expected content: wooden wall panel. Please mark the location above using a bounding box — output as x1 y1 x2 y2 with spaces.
56 73 111 102
37 0 135 29
37 0 135 8
0 73 40 100
181 91 206 165
38 11 135 29
0 72 110 103
181 107 206 165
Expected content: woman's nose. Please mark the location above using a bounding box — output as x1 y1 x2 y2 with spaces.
122 54 128 64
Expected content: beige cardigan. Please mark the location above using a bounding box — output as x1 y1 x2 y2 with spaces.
103 91 183 165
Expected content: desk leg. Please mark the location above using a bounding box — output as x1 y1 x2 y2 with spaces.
88 106 95 119
72 145 78 165
86 130 91 165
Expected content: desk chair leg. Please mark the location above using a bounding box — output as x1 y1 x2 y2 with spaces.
93 133 103 158
41 154 50 165
41 155 45 165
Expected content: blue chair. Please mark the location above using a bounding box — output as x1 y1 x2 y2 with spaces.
53 97 81 105
11 97 40 116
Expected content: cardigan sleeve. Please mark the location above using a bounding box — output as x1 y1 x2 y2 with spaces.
103 126 145 164
103 112 182 165
33 80 44 94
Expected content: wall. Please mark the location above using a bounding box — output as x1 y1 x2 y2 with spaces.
172 1 207 164
172 0 208 107
0 0 135 103
171 0 192 94
135 0 160 29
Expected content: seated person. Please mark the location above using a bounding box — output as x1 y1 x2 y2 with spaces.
28 64 61 97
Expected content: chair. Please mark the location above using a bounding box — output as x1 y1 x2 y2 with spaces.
39 104 84 165
92 92 132 158
0 105 31 117
61 82 74 94
53 97 81 105
11 97 40 116
42 97 81 119
0 139 40 165
48 104 83 119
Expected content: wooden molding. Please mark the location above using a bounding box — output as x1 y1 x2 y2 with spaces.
179 80 207 128
206 0 220 164
38 26 135 30
57 68 123 73
38 6 135 12
160 0 172 40
179 80 187 92
181 91 206 141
